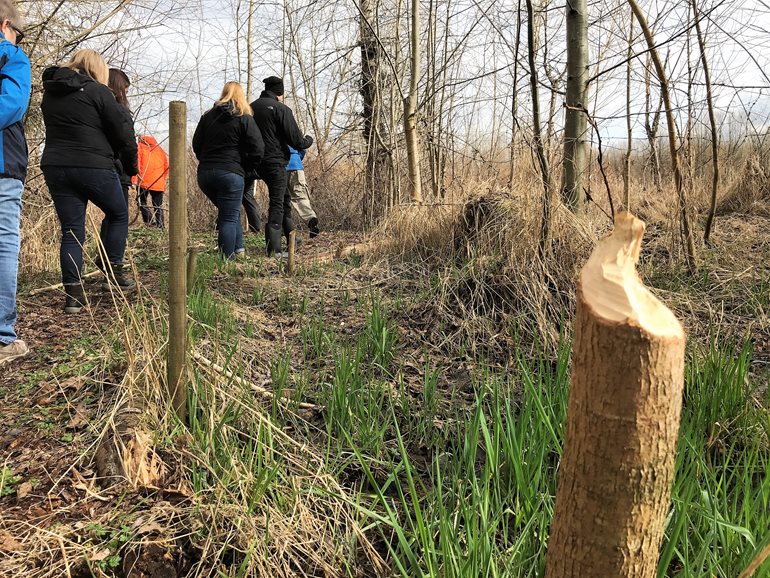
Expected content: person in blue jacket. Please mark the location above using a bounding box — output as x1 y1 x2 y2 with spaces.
239 145 320 239
286 145 319 237
0 1 30 365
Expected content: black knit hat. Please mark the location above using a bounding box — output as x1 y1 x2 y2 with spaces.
263 76 284 96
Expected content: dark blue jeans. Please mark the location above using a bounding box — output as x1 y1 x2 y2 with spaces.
241 177 262 232
197 168 244 258
43 166 128 285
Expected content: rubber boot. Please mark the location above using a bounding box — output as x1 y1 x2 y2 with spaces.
308 217 320 238
266 223 285 258
103 263 136 292
282 218 297 252
64 283 87 314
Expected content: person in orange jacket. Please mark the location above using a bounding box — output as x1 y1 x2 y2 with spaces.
133 134 169 228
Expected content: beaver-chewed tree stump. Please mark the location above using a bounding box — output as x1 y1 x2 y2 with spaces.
545 211 685 578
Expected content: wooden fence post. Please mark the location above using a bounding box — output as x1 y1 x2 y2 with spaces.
287 230 296 275
168 101 188 422
186 248 198 295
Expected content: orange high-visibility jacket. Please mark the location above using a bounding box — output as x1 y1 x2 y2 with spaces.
133 135 169 191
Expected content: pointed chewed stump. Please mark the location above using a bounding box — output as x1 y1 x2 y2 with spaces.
545 212 686 578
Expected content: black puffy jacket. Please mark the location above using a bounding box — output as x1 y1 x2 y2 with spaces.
40 67 137 174
250 91 312 166
192 101 264 177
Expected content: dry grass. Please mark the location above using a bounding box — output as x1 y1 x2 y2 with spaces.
717 155 770 217
355 190 605 357
0 286 384 577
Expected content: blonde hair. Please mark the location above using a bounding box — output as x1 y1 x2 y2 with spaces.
0 0 23 30
215 81 252 116
65 49 109 85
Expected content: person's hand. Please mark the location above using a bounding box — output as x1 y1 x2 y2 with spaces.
303 134 314 147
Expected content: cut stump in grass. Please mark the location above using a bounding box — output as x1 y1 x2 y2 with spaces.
545 211 685 578
94 395 166 488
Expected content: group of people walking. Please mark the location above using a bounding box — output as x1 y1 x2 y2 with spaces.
0 0 319 367
193 76 317 259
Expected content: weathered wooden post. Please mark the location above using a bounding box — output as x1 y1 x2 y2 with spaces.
287 230 296 275
545 212 686 578
168 101 188 422
186 248 198 295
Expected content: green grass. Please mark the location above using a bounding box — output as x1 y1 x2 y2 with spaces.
106 243 770 578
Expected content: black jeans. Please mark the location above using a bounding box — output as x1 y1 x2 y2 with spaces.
43 166 128 285
139 187 164 228
260 163 291 229
100 182 130 241
241 177 262 232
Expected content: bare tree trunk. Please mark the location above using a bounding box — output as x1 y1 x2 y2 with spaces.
644 56 663 194
562 0 588 211
693 0 720 244
404 0 423 204
545 211 685 578
508 0 523 193
526 0 552 257
623 11 633 209
246 0 254 97
360 0 392 226
630 0 698 273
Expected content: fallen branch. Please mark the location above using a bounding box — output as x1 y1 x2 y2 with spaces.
336 240 378 259
28 270 101 296
191 350 321 411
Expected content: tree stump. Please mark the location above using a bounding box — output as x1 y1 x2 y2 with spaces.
545 211 685 578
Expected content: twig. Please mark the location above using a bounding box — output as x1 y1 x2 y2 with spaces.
191 350 321 411
28 270 102 296
739 543 770 578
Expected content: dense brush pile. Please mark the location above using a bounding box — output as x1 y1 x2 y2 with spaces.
718 156 770 216
372 192 604 356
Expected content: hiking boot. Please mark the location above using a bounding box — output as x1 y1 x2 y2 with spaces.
0 340 28 366
266 224 285 258
102 263 136 292
64 283 87 314
308 217 320 238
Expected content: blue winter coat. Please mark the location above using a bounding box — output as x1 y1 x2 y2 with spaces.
286 145 305 171
0 36 30 181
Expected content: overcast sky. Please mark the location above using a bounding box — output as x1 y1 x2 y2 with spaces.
116 0 770 151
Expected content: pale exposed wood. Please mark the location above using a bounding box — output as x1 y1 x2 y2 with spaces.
168 101 188 423
191 350 320 411
28 270 101 296
545 211 685 578
336 241 377 259
739 543 770 578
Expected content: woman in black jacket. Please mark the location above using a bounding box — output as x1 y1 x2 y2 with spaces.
41 49 138 313
107 68 137 205
193 81 264 259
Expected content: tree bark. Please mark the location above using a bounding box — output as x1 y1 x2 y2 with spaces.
562 0 588 211
623 10 633 209
693 0 720 245
360 0 392 226
629 0 698 273
404 0 423 204
545 211 686 578
526 0 552 258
